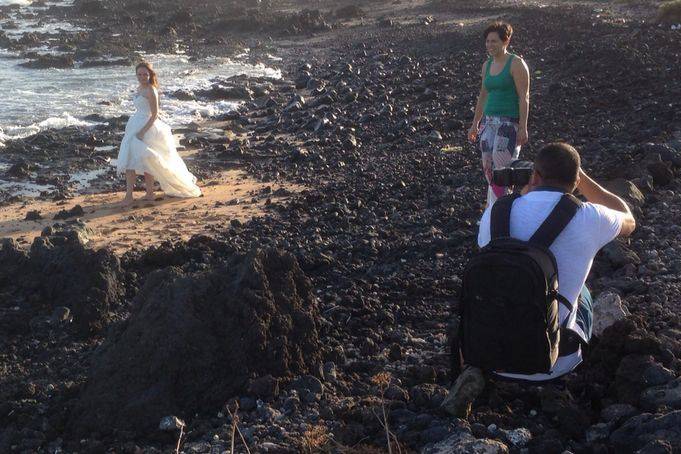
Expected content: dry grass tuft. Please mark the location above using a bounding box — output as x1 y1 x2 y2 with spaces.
226 402 251 454
370 372 404 454
370 371 391 388
301 424 330 453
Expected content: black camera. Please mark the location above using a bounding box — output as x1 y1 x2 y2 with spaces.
492 160 534 187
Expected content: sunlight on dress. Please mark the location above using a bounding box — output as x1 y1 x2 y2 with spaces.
117 89 201 198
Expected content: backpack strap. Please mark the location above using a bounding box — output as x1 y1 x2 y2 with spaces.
490 193 522 240
552 291 573 319
529 194 582 248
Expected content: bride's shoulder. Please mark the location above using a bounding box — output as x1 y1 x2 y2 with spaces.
140 86 158 97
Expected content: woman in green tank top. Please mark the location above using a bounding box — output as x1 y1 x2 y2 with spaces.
467 22 530 206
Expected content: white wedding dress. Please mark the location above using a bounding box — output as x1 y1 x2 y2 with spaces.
117 89 201 198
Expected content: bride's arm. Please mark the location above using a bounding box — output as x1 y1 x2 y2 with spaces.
135 87 159 140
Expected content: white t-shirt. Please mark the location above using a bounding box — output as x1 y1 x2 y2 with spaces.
477 189 625 380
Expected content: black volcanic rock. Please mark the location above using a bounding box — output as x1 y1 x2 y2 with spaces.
5 160 33 178
647 161 675 186
19 54 74 69
24 210 43 221
80 58 131 68
0 226 123 336
53 204 85 220
611 411 681 452
69 248 321 435
3 2 681 452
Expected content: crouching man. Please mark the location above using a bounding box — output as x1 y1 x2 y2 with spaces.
442 142 636 416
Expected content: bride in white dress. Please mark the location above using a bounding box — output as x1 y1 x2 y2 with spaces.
117 62 201 205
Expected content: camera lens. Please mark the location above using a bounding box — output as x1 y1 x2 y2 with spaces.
492 168 512 186
512 168 533 187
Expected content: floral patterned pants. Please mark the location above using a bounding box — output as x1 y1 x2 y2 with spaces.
479 116 521 206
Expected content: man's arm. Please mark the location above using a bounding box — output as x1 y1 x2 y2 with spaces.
577 169 636 237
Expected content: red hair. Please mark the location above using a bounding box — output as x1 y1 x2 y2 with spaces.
135 61 159 88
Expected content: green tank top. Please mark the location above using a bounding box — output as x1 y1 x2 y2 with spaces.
483 54 520 118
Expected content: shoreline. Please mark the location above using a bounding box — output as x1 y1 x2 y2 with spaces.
0 168 303 254
1 0 681 452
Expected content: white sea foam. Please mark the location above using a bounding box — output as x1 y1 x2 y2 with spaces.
70 166 110 190
0 180 54 197
94 145 116 152
0 48 19 58
20 45 71 56
0 0 32 6
0 113 102 142
1 51 280 143
1 19 85 37
37 113 102 129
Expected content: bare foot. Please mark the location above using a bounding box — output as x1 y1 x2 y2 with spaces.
121 195 134 207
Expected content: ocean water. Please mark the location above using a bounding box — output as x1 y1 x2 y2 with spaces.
0 0 33 5
0 1 282 147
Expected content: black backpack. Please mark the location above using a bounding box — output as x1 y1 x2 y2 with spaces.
459 193 582 375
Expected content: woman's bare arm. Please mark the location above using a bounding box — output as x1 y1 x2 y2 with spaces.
468 61 488 142
512 57 530 145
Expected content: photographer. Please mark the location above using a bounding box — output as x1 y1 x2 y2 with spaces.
442 142 636 415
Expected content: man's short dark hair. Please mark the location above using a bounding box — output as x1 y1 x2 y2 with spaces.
484 21 513 42
534 143 581 187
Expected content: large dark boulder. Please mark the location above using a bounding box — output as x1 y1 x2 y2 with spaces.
19 54 75 69
604 179 645 208
196 84 254 101
640 143 681 167
69 248 321 436
80 58 131 68
0 224 123 336
610 411 681 452
615 354 675 405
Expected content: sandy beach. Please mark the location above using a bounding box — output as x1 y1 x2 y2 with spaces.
0 168 301 253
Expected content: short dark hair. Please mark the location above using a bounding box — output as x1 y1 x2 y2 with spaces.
534 143 581 187
484 21 513 42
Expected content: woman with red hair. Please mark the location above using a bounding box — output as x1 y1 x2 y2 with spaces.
117 62 201 205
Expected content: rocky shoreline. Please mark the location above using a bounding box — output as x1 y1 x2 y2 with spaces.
2 0 681 453
0 0 339 70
